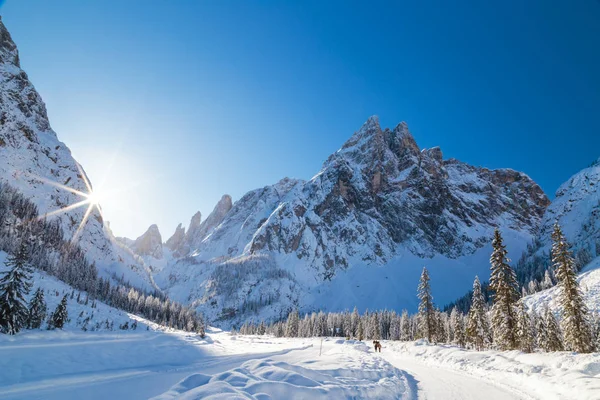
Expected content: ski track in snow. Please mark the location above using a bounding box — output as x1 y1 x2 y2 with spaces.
2 326 581 400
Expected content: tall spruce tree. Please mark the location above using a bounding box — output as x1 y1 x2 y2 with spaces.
516 300 534 353
551 223 594 353
466 276 489 350
543 306 564 352
489 229 519 350
0 242 33 334
27 287 47 329
450 307 466 348
417 267 435 342
49 295 69 330
285 309 299 337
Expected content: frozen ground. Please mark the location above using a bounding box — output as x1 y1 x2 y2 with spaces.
2 327 599 399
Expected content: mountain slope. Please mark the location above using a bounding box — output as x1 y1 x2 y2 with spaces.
157 117 549 326
0 17 152 290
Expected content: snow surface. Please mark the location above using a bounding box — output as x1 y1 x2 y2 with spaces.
2 327 598 399
524 255 600 315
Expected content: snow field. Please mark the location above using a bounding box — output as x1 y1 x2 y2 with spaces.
384 339 600 400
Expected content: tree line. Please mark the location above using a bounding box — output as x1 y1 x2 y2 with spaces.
239 225 599 354
0 182 205 336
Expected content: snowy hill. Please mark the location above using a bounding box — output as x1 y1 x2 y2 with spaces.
0 250 142 333
156 117 549 326
0 17 152 290
515 158 600 288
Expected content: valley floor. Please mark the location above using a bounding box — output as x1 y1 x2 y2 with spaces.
1 325 598 399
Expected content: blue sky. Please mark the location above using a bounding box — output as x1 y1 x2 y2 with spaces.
1 0 599 239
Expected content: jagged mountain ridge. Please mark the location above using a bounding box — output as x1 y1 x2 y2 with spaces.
0 17 153 290
155 117 549 326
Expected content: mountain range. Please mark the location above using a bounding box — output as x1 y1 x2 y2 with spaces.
1 16 598 327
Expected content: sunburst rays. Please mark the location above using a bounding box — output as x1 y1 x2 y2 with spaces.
30 163 106 244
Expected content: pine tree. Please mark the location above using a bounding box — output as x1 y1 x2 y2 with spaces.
400 310 410 341
551 223 594 353
285 309 299 337
489 229 519 350
417 267 435 342
535 310 547 350
27 287 47 329
543 306 564 352
467 276 489 350
516 300 533 353
450 307 466 348
357 319 364 341
0 242 33 334
49 295 69 330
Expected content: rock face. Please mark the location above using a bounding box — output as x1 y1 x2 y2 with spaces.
158 117 550 326
173 195 233 256
132 224 163 259
0 17 152 290
187 117 548 275
165 223 185 252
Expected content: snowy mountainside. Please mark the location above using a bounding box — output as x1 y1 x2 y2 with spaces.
515 158 600 285
524 255 600 315
0 17 152 290
0 250 142 332
159 117 549 326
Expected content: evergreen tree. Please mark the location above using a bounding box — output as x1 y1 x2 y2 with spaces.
285 309 299 337
400 310 410 341
535 310 547 350
450 307 466 348
516 300 533 353
543 306 564 352
49 295 69 330
467 276 489 350
417 267 435 342
0 242 33 334
27 287 47 329
551 223 594 353
489 229 519 350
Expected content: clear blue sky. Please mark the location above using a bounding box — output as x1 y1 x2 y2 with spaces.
1 0 599 239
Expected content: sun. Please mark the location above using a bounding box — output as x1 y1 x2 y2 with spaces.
30 162 108 243
86 190 103 206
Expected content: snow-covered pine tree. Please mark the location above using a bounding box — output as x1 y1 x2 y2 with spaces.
27 287 47 329
489 228 519 350
49 294 69 330
542 270 554 290
516 300 533 353
0 241 33 334
417 267 435 342
400 310 410 341
535 310 547 350
285 309 299 337
551 223 594 353
450 307 466 348
466 276 489 350
357 318 364 341
543 306 564 352
351 307 360 338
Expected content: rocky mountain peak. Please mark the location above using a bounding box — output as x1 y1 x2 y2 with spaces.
165 223 186 252
0 17 19 67
132 224 163 259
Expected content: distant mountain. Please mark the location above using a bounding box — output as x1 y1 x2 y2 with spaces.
518 158 600 284
0 17 153 290
155 117 549 327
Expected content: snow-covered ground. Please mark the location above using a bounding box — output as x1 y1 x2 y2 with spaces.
2 327 599 399
524 255 600 315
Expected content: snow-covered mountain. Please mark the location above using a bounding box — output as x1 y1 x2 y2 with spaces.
0 17 152 290
516 158 600 288
156 117 549 326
